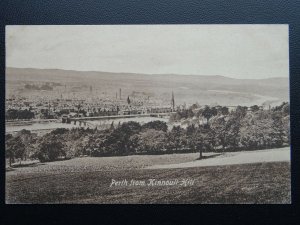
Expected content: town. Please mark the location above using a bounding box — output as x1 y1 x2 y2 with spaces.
6 82 176 122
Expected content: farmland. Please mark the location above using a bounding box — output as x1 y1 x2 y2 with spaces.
6 149 291 204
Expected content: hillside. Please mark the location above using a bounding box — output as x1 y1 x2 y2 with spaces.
6 67 289 106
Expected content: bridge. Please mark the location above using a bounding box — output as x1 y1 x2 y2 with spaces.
64 112 173 128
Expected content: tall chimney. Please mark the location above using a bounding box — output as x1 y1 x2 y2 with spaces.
171 91 175 111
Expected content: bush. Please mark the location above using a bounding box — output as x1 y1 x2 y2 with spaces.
135 129 167 153
35 140 66 162
142 121 168 132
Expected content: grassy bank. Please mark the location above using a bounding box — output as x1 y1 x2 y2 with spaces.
6 158 290 204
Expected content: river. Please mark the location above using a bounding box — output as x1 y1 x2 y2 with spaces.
6 116 170 134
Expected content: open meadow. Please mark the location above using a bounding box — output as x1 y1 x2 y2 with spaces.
6 148 291 204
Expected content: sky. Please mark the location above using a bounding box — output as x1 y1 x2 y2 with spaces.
6 25 289 79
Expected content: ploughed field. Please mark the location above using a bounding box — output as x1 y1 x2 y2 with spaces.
6 150 291 204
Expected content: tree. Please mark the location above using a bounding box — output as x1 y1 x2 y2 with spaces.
271 111 285 147
142 121 168 132
34 132 67 162
50 128 69 135
15 129 37 160
167 126 185 152
186 124 196 136
88 132 112 156
110 121 115 130
193 131 205 159
239 110 287 150
224 116 241 150
273 102 289 116
273 102 289 114
135 129 167 153
108 121 142 155
187 108 194 118
190 103 199 110
210 117 227 151
6 109 35 120
250 105 260 112
202 106 217 124
281 102 289 116
36 139 65 162
6 134 14 166
234 106 248 118
186 126 213 159
220 106 229 116
119 121 141 134
282 115 290 145
6 135 25 166
186 125 200 153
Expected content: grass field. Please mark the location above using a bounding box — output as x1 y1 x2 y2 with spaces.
6 151 291 204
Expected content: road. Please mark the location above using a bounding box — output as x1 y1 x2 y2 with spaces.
146 147 290 169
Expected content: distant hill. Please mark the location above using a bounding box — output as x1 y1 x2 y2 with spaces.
6 67 289 106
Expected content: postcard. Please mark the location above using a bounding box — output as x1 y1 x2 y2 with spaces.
5 25 290 203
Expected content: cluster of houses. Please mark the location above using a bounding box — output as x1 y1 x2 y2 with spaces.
6 90 175 122
8 82 267 123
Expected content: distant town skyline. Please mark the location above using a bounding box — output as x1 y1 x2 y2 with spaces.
6 25 289 79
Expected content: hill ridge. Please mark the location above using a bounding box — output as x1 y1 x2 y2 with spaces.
6 67 287 81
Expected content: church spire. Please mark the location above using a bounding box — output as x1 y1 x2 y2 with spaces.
127 96 131 105
171 91 175 111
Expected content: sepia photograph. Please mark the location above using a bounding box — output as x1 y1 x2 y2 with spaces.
5 25 290 204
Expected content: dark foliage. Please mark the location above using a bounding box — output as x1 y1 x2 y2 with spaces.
6 103 290 162
6 109 35 120
142 120 168 132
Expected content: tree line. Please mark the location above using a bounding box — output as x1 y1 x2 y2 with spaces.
6 109 35 120
5 103 289 165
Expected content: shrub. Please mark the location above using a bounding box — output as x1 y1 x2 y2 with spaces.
35 140 66 162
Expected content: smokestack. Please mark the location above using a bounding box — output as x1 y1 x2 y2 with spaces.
119 88 122 100
171 91 175 111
